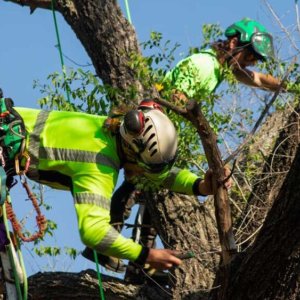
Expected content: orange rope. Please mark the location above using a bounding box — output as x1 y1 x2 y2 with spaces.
5 178 47 242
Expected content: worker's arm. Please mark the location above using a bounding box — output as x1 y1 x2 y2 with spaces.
73 172 181 270
161 167 232 196
233 68 283 92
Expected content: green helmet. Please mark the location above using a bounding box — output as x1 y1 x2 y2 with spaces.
225 18 274 60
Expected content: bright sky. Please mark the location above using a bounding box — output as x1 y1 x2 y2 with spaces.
0 0 297 276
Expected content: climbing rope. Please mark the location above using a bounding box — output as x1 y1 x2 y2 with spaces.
124 0 132 24
2 197 28 300
50 0 71 102
93 250 106 300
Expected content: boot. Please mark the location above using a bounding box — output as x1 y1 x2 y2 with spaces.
82 247 126 273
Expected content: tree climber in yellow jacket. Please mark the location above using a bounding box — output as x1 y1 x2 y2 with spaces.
10 100 231 274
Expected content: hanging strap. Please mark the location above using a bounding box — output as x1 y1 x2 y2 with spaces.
0 166 7 205
2 198 28 300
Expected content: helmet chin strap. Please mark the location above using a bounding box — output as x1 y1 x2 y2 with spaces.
119 135 143 165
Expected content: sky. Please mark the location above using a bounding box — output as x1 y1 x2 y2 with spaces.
0 0 297 277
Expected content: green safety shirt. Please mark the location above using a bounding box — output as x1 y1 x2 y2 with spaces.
164 48 223 99
15 107 201 262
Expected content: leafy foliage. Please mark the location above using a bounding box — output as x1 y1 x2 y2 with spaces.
34 68 110 115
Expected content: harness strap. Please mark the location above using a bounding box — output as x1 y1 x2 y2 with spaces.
0 166 7 205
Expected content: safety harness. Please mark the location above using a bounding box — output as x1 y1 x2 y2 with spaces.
0 98 26 188
0 97 47 299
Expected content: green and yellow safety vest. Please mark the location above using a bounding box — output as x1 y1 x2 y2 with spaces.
15 107 201 261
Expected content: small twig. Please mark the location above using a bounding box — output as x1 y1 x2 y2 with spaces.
223 159 236 184
224 58 296 164
295 0 300 34
154 96 187 116
264 0 300 53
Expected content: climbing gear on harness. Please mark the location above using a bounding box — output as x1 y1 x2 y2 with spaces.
0 194 28 300
225 18 274 60
0 98 25 162
0 97 26 187
120 109 178 169
0 95 46 299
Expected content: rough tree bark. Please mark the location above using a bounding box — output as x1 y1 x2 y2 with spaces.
28 270 167 299
224 135 300 300
146 192 220 300
235 104 300 250
2 1 300 299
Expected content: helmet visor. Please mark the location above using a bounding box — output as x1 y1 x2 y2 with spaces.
251 32 274 60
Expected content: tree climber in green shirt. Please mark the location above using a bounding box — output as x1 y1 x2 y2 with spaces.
161 18 286 104
6 100 231 276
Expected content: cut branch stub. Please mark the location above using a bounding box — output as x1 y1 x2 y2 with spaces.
185 99 237 263
155 97 237 265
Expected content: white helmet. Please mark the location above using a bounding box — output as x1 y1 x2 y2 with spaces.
120 106 178 171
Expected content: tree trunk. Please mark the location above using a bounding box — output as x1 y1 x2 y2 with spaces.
224 142 300 300
7 0 152 101
235 104 300 250
28 270 167 299
146 192 219 300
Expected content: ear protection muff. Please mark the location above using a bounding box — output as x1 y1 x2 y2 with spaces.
123 109 145 136
123 100 163 136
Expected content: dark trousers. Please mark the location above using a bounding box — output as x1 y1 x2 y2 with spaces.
110 180 157 248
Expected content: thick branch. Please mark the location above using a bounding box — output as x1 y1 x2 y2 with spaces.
185 100 237 261
3 0 77 15
28 269 167 299
155 97 236 299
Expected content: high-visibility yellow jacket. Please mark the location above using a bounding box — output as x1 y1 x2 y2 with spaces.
15 107 201 262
